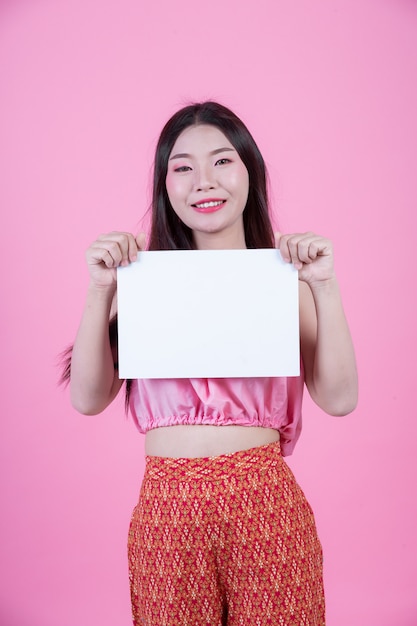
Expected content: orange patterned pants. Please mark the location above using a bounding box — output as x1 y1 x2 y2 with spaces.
128 442 325 625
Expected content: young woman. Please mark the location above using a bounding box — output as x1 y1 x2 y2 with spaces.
65 101 358 625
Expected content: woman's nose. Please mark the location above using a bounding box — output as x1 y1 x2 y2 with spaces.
195 166 216 191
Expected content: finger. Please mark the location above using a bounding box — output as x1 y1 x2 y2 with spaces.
283 232 312 265
298 235 332 264
278 232 303 265
312 237 332 258
97 232 134 267
292 233 321 265
305 238 323 261
88 242 123 268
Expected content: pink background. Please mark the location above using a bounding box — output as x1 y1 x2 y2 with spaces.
1 0 416 624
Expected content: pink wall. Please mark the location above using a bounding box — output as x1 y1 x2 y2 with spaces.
1 0 416 624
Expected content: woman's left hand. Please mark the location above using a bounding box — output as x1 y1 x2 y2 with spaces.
275 232 335 286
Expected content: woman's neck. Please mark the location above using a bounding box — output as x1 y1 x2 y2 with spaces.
193 229 247 250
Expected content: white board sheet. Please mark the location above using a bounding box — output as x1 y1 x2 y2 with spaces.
117 249 299 379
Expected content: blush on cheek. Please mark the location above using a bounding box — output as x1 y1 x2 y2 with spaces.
165 170 185 189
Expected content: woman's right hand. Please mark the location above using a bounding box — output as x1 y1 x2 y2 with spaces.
85 231 146 289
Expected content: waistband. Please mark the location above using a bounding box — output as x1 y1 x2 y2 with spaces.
144 441 282 482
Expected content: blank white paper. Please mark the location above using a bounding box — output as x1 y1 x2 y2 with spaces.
117 249 299 379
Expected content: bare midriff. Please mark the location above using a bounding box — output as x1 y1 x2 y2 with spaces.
145 425 280 458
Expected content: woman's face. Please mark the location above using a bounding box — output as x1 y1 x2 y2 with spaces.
165 124 249 249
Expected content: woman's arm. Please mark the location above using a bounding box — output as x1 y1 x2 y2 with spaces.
276 232 358 416
70 232 144 415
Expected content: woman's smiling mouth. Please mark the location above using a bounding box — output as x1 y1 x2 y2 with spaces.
192 199 226 213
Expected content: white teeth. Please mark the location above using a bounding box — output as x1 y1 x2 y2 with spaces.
195 200 224 208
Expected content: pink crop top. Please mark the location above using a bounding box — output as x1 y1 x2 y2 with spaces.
129 370 304 457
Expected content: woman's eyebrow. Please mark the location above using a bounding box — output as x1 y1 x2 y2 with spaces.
169 147 235 161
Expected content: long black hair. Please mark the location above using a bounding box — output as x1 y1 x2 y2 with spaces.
60 101 276 407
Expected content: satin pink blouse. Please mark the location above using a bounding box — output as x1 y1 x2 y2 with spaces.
129 370 304 457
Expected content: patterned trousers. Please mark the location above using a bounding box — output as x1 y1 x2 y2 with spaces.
128 441 325 625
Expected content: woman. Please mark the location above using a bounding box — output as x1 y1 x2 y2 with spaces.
66 101 358 625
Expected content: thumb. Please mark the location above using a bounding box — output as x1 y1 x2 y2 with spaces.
274 231 282 248
136 232 147 251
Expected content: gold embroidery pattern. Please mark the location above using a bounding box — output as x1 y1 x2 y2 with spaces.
128 442 325 625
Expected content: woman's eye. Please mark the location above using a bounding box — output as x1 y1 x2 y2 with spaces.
174 165 192 173
215 158 231 166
